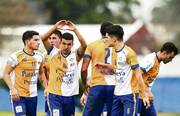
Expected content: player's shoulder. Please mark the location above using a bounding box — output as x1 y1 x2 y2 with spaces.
141 52 156 65
88 39 102 46
123 45 136 56
125 45 135 52
144 52 156 60
34 51 44 60
10 50 24 58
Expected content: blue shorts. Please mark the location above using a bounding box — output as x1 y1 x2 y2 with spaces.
138 99 157 116
83 85 115 116
45 96 50 116
47 93 75 116
11 96 37 116
112 93 139 116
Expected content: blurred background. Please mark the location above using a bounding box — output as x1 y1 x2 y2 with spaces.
0 0 180 115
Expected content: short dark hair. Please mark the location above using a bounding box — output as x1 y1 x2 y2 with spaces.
160 42 178 55
100 22 113 36
62 32 74 42
54 30 62 39
22 30 39 45
107 25 124 41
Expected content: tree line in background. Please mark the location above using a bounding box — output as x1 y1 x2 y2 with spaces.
0 0 139 25
0 0 179 51
42 0 139 24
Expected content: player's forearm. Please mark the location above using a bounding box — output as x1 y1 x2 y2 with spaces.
39 71 48 89
41 25 57 41
3 74 15 90
135 68 148 97
138 75 148 98
74 29 87 49
41 25 57 51
81 70 88 86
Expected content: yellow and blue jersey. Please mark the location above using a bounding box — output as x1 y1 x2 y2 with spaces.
139 52 160 99
114 45 140 95
84 39 117 87
47 47 79 96
7 50 43 97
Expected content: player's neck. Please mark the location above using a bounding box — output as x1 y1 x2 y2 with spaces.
115 42 124 52
23 46 34 56
156 51 162 62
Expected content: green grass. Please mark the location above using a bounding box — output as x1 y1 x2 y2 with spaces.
0 112 180 116
0 111 82 116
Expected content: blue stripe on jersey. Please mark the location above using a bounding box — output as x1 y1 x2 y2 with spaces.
140 67 147 73
131 64 139 70
47 46 54 55
84 54 92 59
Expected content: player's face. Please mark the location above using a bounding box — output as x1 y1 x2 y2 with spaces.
28 35 40 50
48 33 61 48
105 33 116 47
60 39 73 54
162 51 176 64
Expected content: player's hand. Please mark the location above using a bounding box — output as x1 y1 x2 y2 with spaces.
148 90 154 101
66 21 77 31
83 84 90 96
44 88 49 96
95 63 115 75
143 96 150 109
80 93 87 106
10 87 20 101
55 20 67 30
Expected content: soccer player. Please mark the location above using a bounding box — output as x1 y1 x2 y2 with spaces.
80 22 114 116
3 30 47 116
42 29 62 116
138 42 178 116
101 25 150 116
41 20 87 116
81 22 117 116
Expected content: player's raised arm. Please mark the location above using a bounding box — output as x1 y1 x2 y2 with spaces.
66 21 87 62
41 20 66 51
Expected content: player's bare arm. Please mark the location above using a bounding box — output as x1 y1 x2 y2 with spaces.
81 57 91 92
66 21 87 62
38 61 48 96
3 64 20 101
41 20 66 51
135 67 150 108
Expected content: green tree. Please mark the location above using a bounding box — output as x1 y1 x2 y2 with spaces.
42 0 139 24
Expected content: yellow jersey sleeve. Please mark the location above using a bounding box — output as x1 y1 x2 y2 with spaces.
126 47 139 70
84 43 93 59
7 52 19 67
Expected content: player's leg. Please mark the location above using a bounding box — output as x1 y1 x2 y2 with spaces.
11 97 26 116
25 96 37 116
140 100 157 116
83 85 105 116
105 85 115 116
111 95 123 116
101 104 107 116
45 96 50 116
62 96 75 116
47 93 63 116
123 93 139 116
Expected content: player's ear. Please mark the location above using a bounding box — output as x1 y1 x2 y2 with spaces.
24 40 29 45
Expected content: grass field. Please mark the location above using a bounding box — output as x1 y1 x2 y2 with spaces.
0 111 180 116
